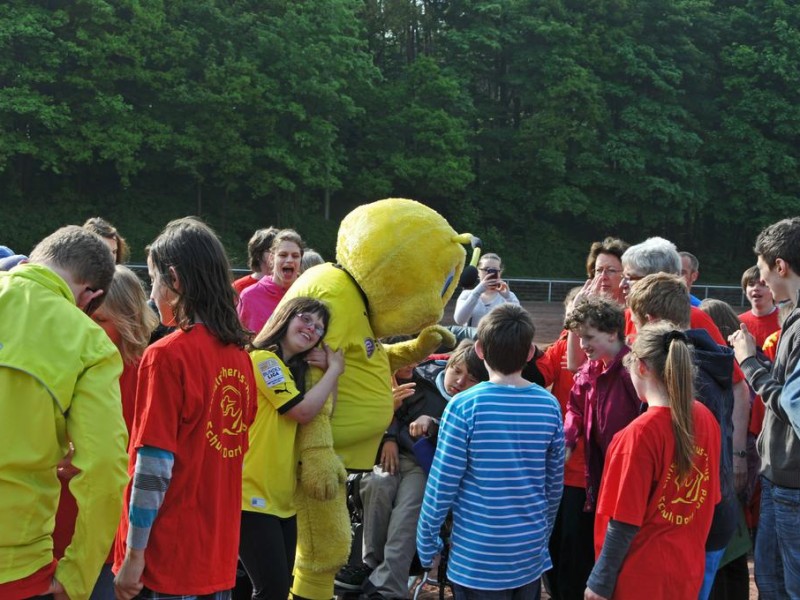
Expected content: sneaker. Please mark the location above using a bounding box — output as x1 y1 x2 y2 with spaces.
358 579 391 599
335 562 373 590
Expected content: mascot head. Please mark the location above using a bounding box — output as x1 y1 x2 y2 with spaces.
336 198 472 338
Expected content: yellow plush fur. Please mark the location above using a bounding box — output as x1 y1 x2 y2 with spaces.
288 198 470 599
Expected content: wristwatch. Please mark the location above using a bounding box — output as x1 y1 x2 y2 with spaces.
733 450 747 458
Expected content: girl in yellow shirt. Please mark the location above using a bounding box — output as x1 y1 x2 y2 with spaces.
241 297 344 600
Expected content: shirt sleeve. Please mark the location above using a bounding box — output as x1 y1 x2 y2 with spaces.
237 289 251 327
127 447 174 549
252 352 302 414
741 324 800 417
564 377 587 450
453 288 482 326
536 338 563 388
587 519 640 598
133 346 183 453
416 400 469 566
595 428 653 527
545 412 566 532
56 344 128 599
780 360 800 439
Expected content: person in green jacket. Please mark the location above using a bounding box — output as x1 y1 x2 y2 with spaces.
0 225 129 600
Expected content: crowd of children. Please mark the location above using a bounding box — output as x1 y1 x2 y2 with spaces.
2 215 800 600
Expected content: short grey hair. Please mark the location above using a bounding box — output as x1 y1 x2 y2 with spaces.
622 236 681 276
679 251 699 272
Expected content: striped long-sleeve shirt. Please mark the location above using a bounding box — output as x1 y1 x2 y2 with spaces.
416 381 565 590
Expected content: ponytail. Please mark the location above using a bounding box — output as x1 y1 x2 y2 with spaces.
631 324 696 479
663 334 695 478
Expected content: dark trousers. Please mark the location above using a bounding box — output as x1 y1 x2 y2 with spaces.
452 578 541 599
238 511 297 600
546 486 596 600
708 553 750 600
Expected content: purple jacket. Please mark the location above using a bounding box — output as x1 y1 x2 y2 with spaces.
564 345 642 510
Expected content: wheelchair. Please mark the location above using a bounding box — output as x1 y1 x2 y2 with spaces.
334 472 452 600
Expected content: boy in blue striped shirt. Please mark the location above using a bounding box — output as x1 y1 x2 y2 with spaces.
417 304 565 598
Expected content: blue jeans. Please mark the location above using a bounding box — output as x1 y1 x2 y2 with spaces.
755 477 800 600
698 548 725 600
452 578 541 600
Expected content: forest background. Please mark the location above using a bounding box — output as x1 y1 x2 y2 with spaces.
1 0 798 279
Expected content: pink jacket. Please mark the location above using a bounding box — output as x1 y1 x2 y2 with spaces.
237 276 287 333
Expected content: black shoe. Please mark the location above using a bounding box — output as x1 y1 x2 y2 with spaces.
358 579 391 600
334 562 373 590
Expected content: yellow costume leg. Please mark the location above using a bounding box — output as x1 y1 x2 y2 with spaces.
291 483 351 599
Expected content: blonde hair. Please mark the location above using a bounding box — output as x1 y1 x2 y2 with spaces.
630 322 695 478
100 265 159 363
478 252 503 270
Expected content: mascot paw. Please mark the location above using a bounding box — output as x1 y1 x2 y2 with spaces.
300 448 347 501
417 325 456 353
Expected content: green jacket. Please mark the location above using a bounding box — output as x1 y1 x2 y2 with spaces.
0 264 128 599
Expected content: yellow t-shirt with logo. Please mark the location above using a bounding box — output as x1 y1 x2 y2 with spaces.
242 349 302 517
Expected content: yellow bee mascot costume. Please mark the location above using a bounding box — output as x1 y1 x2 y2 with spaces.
282 198 473 599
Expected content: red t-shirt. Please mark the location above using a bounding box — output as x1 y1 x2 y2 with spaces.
114 326 256 595
625 307 745 383
537 332 586 488
762 330 781 362
594 403 721 600
232 274 259 295
738 309 780 348
0 559 56 599
119 360 140 435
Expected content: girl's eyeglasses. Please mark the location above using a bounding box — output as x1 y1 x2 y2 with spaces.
296 313 325 338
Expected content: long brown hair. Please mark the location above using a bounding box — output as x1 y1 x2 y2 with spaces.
699 299 741 342
631 322 696 478
251 297 330 392
83 217 130 264
148 217 249 348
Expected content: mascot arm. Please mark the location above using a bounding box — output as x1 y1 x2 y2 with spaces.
386 325 457 373
297 394 347 501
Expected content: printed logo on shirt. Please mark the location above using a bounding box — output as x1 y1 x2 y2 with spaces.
250 497 267 509
365 337 376 358
258 357 286 388
206 366 251 459
657 445 712 526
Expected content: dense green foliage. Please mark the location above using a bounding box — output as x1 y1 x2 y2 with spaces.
0 0 798 279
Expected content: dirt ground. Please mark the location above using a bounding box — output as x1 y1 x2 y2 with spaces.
442 300 566 348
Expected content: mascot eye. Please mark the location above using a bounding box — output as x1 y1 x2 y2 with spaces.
441 269 455 298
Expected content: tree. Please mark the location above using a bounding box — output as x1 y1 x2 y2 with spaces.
704 0 800 271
